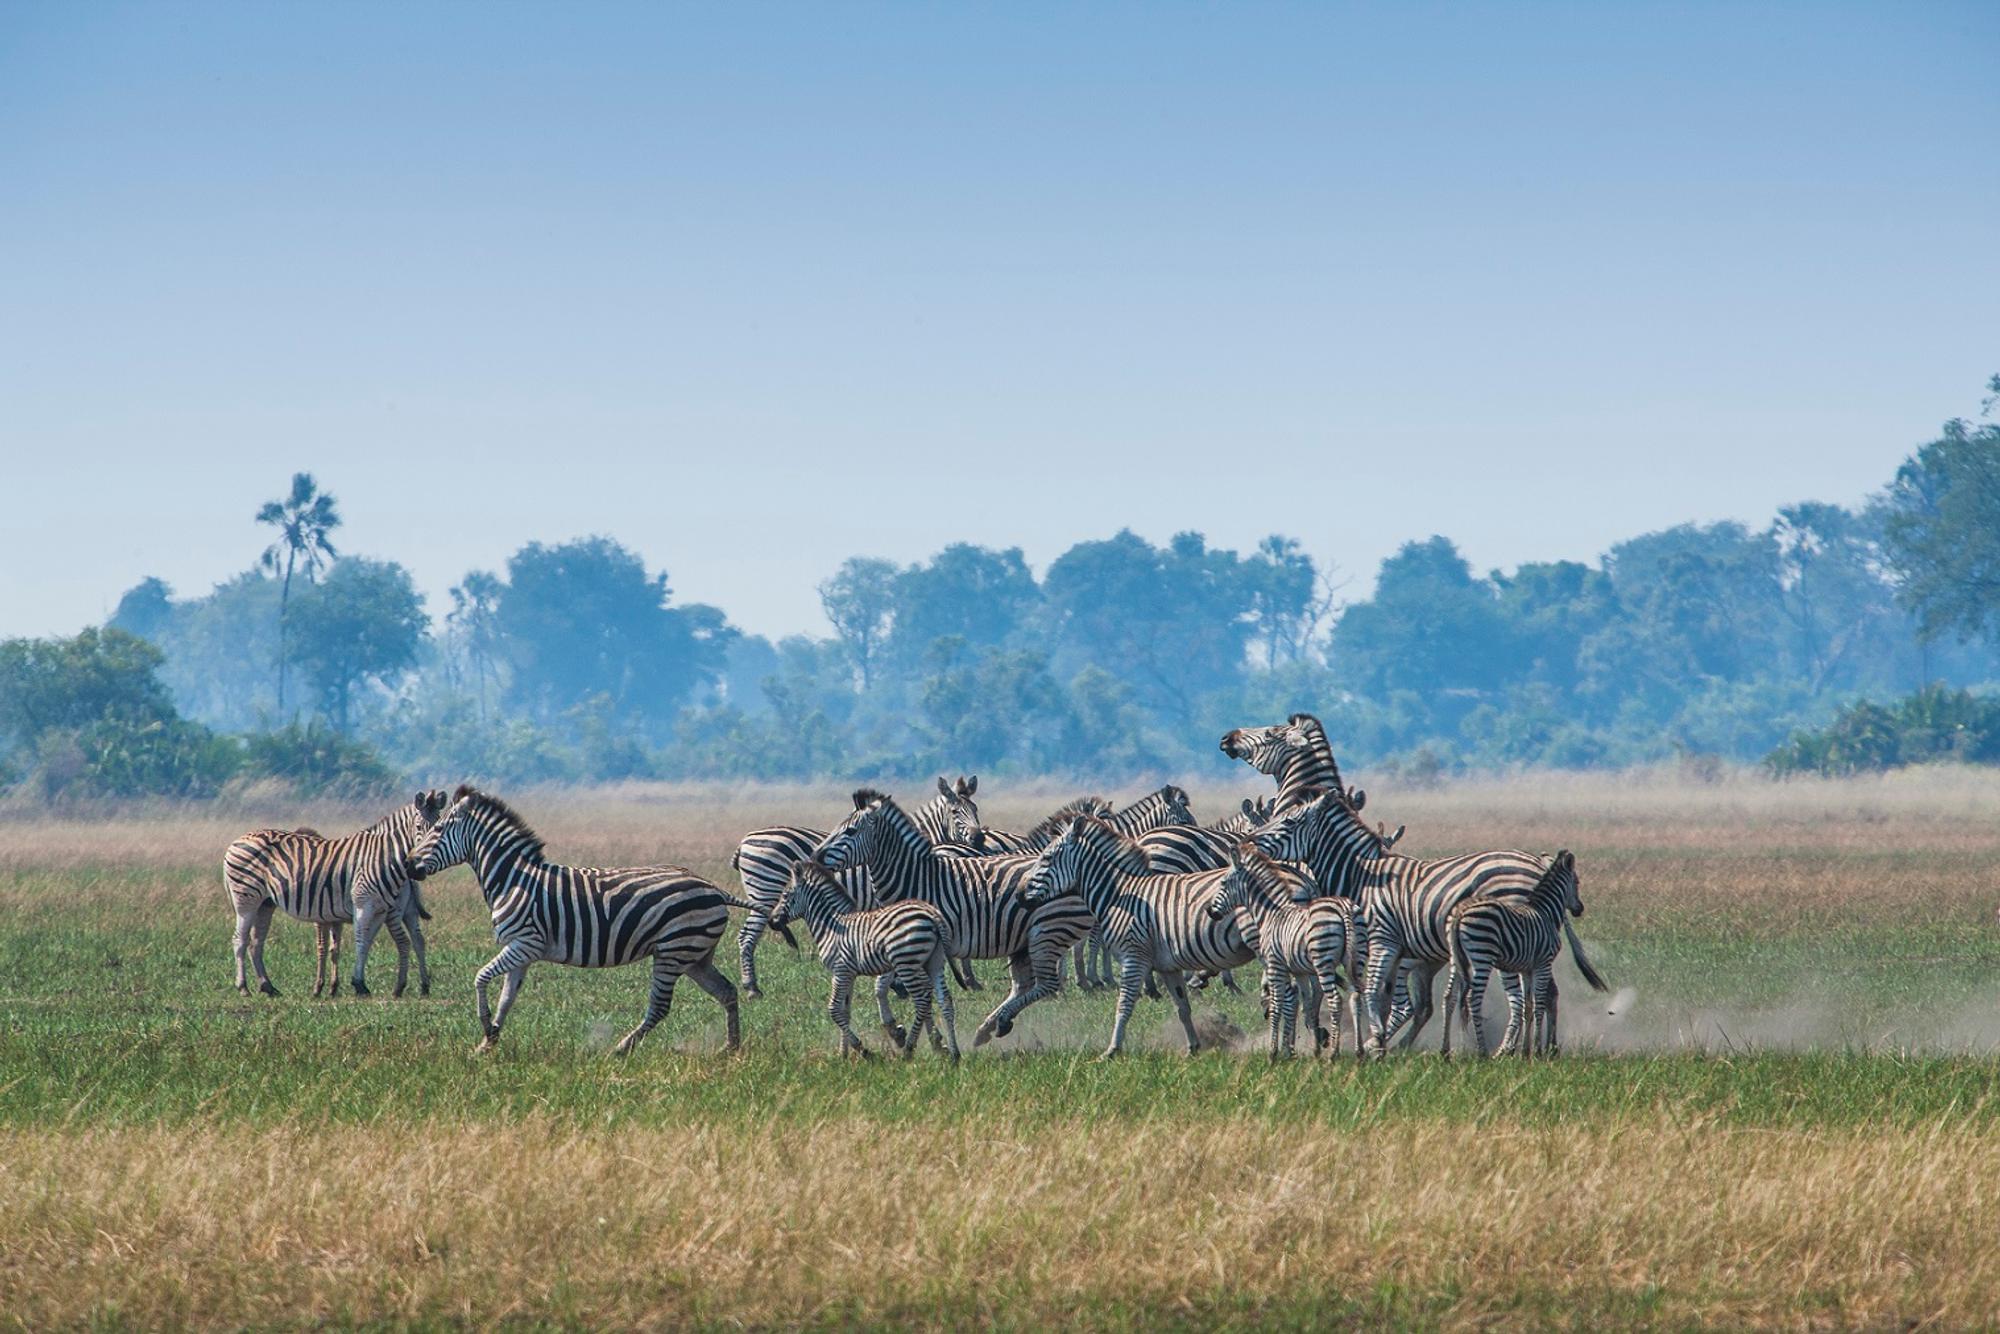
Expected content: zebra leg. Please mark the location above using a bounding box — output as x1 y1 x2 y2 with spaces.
1516 972 1537 1059
1267 969 1292 1061
898 965 931 1059
312 923 329 998
875 973 908 1049
1163 972 1200 1055
325 924 344 999
1440 957 1460 1059
951 956 983 992
250 901 279 996
1465 963 1492 1058
231 902 255 995
829 971 867 1058
348 896 398 997
1395 963 1441 1052
1539 969 1560 1056
1363 937 1402 1058
683 958 742 1051
404 900 431 997
737 909 768 998
1220 968 1243 996
613 954 683 1056
972 954 1038 1048
473 942 535 1049
1103 953 1148 1059
383 905 413 998
1496 973 1524 1055
932 960 960 1062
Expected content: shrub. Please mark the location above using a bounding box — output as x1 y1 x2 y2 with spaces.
240 721 400 797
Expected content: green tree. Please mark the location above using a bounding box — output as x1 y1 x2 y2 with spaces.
255 472 342 716
818 556 900 690
0 628 177 753
287 559 427 732
885 544 1039 671
446 570 505 719
108 577 176 645
1881 377 2000 646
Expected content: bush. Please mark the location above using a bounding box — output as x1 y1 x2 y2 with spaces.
1765 685 2000 776
240 721 400 797
32 718 241 800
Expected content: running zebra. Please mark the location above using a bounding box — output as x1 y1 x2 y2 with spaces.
1220 712 1345 810
771 861 959 1061
812 789 1106 1048
1023 816 1311 1058
405 786 748 1054
1250 786 1584 1057
1204 843 1364 1060
1055 786 1199 989
223 790 448 999
731 776 984 995
1440 850 1607 1057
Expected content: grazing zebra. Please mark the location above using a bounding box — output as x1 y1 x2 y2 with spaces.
812 789 1104 1048
223 791 448 999
731 776 984 996
1249 786 1583 1057
1220 712 1345 810
770 861 959 1061
1204 843 1364 1060
1023 816 1309 1058
1440 851 1607 1057
405 786 749 1054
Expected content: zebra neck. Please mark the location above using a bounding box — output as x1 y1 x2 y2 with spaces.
465 830 535 904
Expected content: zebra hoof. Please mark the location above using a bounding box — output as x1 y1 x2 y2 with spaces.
351 979 371 998
259 981 280 998
881 1024 908 1048
420 983 431 998
742 985 762 1000
972 1026 994 1048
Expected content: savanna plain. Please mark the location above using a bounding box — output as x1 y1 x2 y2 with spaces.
4 770 2000 1330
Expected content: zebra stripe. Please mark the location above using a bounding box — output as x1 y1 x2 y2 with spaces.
406 786 747 1054
771 861 959 1061
1440 850 1607 1057
731 776 983 994
1219 712 1345 811
1024 816 1309 1057
223 790 448 999
1249 786 1571 1057
813 788 1097 1048
1204 843 1364 1060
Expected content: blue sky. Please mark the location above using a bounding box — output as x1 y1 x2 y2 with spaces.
3 2 1995 641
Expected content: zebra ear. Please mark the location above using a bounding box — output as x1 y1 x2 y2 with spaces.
937 776 952 798
1556 849 1574 871
1351 788 1367 811
963 775 977 796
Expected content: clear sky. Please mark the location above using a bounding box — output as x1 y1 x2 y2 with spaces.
3 2 1995 641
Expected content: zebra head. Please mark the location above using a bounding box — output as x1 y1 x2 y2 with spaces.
1547 849 1583 917
404 784 504 879
770 861 850 939
1219 713 1321 776
933 774 986 848
813 789 888 871
1023 815 1149 904
1022 819 1086 904
1209 842 1293 919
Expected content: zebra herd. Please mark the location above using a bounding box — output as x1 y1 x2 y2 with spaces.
221 712 1605 1061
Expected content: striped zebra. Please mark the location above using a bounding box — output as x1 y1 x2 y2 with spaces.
812 789 1102 1048
405 786 749 1054
770 861 959 1061
1204 843 1364 1060
1212 795 1279 837
1128 793 1279 993
1055 786 1199 989
1249 786 1584 1057
1440 850 1607 1057
960 795 1115 854
1023 816 1310 1058
731 776 984 996
1220 712 1345 810
223 790 448 999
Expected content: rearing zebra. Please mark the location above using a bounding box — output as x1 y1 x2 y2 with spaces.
813 788 1100 1048
1220 712 1345 811
731 776 984 995
223 790 448 999
406 786 749 1054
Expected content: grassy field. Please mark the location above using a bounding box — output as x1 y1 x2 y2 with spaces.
3 769 1999 1328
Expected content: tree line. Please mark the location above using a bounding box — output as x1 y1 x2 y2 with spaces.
4 377 1999 797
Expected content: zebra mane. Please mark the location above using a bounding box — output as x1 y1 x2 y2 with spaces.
851 787 892 811
449 785 547 861
1067 813 1153 874
1021 796 1111 845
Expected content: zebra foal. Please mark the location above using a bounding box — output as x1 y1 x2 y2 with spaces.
1204 843 1364 1060
1440 850 1607 1057
771 861 959 1061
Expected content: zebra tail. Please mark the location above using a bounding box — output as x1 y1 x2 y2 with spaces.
1562 918 1609 993
411 881 432 921
1448 912 1474 1026
716 888 799 951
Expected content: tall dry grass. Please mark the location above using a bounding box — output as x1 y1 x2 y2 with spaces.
1 1116 1994 1328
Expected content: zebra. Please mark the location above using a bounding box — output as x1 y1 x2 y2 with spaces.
1204 842 1364 1060
1210 795 1279 838
1440 850 1607 1058
770 860 959 1061
223 790 448 999
1249 785 1584 1057
812 788 1105 1048
1127 793 1281 992
958 795 1116 855
1054 786 1199 989
1022 815 1310 1058
1219 712 1346 810
731 775 984 996
405 786 749 1054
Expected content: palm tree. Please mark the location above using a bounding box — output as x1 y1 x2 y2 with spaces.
448 570 505 719
256 472 342 716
